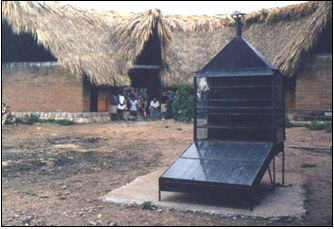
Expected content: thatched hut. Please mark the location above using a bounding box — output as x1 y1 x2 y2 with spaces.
2 1 332 120
2 1 173 113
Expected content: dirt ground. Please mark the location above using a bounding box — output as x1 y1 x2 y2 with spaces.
1 120 332 226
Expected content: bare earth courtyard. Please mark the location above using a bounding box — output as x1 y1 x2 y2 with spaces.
1 120 332 226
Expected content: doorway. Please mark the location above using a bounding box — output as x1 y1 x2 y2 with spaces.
97 91 109 112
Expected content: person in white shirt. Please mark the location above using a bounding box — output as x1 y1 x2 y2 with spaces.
2 103 6 116
117 90 125 120
2 103 7 126
149 97 160 120
129 95 138 119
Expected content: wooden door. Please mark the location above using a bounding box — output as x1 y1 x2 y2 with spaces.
97 91 108 112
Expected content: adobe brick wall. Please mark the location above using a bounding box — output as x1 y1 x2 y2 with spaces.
82 76 92 112
295 54 332 111
2 62 88 112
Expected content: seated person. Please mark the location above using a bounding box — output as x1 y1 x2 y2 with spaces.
2 106 16 126
161 90 171 120
2 103 6 116
139 96 148 119
149 97 160 120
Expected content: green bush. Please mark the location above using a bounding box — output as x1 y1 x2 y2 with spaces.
46 119 76 125
308 120 327 131
325 122 332 133
55 119 76 125
170 83 194 122
24 114 40 123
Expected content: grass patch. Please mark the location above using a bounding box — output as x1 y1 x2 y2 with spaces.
46 152 57 159
23 191 38 197
140 201 155 210
23 115 76 125
45 119 76 125
301 163 317 168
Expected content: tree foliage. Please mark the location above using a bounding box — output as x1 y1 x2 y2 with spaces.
170 83 194 122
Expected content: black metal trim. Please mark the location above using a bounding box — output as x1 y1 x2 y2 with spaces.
194 78 198 141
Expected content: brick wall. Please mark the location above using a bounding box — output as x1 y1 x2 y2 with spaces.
2 62 87 112
82 75 92 112
295 54 332 111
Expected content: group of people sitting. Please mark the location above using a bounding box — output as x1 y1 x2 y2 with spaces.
109 90 171 121
2 103 16 126
2 90 172 125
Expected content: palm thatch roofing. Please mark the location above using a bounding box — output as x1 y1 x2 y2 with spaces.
2 1 332 87
1 1 172 86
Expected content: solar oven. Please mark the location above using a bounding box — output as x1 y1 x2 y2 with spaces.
159 12 285 210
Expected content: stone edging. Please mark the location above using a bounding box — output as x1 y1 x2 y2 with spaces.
12 111 111 124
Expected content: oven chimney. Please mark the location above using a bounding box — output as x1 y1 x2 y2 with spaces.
231 10 246 37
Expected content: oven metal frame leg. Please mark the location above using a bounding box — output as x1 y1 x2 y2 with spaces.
273 156 276 185
250 188 255 211
268 164 274 187
282 148 285 186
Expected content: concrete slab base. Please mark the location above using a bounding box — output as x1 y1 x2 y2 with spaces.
101 167 306 221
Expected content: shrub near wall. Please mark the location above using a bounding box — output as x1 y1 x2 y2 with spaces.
308 120 332 132
170 83 194 122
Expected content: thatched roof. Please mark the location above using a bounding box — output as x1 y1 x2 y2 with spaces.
1 1 172 86
165 1 332 84
2 1 332 87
